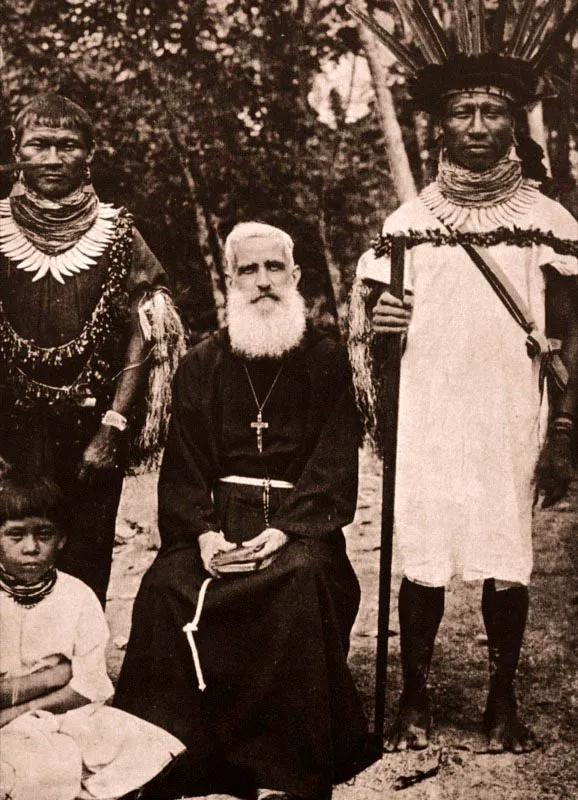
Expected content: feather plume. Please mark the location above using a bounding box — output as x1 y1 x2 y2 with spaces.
520 0 568 60
530 0 578 73
454 0 474 55
541 69 569 93
478 0 488 52
470 0 483 54
491 0 509 50
507 0 541 56
411 0 453 59
346 5 424 72
520 0 565 59
391 0 444 62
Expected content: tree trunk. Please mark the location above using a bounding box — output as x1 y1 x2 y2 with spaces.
527 102 552 178
352 3 417 203
317 185 343 328
414 111 436 187
144 65 227 327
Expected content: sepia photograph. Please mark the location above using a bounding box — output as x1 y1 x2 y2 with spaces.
0 1 576 799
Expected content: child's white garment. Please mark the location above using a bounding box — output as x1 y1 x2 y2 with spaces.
0 571 185 800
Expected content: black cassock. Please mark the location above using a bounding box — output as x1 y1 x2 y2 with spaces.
114 328 368 800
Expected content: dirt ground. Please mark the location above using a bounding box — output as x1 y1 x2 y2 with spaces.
106 449 578 800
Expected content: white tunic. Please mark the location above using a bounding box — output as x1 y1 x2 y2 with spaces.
0 571 114 703
357 191 577 587
0 572 185 800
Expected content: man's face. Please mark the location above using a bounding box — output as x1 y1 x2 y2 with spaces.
227 237 301 313
17 125 90 199
0 517 65 585
441 91 515 172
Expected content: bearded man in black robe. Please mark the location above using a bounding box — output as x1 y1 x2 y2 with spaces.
115 222 368 800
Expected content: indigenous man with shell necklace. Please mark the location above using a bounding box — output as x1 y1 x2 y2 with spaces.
0 94 185 606
348 0 578 754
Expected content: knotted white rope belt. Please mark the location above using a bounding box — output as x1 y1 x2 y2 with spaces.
182 577 212 691
218 475 294 489
183 477 296 690
219 475 294 526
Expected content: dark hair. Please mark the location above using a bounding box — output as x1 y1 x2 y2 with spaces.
514 133 552 192
13 93 94 152
0 474 71 537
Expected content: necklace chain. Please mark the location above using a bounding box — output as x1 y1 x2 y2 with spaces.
242 361 285 415
242 360 286 524
242 360 285 456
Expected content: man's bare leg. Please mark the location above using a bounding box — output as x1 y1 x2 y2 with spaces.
482 580 538 753
386 578 444 751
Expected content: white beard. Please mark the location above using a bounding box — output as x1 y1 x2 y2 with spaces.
227 286 307 359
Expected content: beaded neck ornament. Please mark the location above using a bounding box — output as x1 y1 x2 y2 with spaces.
0 209 133 407
0 563 58 608
419 155 541 230
0 190 119 284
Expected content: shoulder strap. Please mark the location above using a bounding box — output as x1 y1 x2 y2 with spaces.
423 206 569 392
460 242 534 334
462 240 568 391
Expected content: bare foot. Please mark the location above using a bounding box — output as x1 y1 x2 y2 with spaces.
385 701 431 752
484 696 539 754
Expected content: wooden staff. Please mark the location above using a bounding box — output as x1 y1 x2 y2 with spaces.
374 232 406 739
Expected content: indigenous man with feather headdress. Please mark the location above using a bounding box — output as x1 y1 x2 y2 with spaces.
0 94 186 606
348 0 578 754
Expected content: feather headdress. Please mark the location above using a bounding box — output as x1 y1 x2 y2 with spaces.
347 0 578 112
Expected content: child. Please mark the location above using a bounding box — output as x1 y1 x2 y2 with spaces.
0 472 185 800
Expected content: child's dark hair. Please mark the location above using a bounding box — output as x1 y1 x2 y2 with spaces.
0 473 71 536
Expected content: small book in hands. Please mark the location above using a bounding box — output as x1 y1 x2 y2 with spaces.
211 547 259 574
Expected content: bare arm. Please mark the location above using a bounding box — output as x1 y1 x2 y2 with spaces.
536 272 578 506
0 683 89 728
0 658 72 709
547 271 578 418
109 326 152 418
78 326 151 478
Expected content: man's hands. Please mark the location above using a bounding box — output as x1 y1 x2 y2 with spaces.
535 425 575 508
198 531 237 577
199 528 290 577
77 425 122 483
240 528 289 569
372 290 413 334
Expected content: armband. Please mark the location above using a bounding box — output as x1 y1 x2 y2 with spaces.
102 409 128 432
551 413 574 438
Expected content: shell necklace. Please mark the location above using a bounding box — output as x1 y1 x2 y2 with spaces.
420 156 541 232
0 198 119 284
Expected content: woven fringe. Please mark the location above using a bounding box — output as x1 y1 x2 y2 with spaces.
134 290 187 469
347 278 381 454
